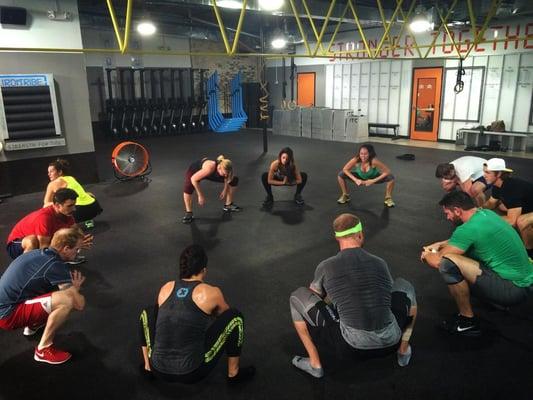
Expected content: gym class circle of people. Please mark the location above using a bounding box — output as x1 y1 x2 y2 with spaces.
1 146 531 381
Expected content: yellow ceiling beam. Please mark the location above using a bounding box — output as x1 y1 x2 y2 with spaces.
372 0 404 58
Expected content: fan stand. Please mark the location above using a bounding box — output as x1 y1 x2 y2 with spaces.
113 161 152 182
111 141 152 182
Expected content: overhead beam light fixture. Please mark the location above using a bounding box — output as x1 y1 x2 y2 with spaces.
271 37 287 49
259 0 284 11
137 21 156 36
409 6 433 33
216 0 244 9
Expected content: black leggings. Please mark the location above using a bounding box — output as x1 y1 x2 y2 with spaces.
261 172 307 197
139 306 244 383
73 199 103 223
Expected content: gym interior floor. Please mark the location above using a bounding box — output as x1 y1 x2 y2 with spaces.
0 130 532 400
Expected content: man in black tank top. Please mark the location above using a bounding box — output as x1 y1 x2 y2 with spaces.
138 245 254 384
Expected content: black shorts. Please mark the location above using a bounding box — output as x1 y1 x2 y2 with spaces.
73 200 103 223
6 240 23 260
183 165 238 195
471 266 529 306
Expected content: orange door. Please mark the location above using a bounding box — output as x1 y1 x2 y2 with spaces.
410 67 443 141
297 72 315 107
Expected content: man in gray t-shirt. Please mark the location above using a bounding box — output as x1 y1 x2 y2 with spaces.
289 213 417 378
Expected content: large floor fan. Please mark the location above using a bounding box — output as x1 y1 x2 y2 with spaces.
111 141 152 181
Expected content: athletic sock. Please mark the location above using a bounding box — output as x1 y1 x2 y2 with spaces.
227 365 255 385
291 356 324 378
397 345 412 367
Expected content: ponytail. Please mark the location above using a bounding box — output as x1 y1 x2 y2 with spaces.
216 155 233 180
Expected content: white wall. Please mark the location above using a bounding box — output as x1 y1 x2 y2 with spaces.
439 52 533 140
324 59 413 137
0 0 93 161
0 0 82 49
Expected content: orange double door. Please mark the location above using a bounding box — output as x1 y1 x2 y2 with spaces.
409 67 443 141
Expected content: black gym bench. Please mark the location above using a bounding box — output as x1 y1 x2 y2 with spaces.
368 123 401 140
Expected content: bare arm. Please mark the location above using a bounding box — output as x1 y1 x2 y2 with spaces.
37 235 51 249
421 244 464 269
43 179 67 207
482 196 500 210
190 161 216 201
193 285 230 316
503 207 522 227
58 270 86 310
366 158 390 184
341 158 361 184
267 161 286 186
457 179 474 197
157 281 175 306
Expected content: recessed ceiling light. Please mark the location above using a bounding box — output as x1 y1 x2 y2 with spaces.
137 21 156 36
259 0 284 11
216 0 243 9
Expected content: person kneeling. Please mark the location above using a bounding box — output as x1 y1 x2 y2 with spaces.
421 191 533 336
0 227 86 364
139 244 255 384
289 213 417 378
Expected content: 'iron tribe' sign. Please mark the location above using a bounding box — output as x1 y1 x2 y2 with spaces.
305 20 533 61
0 74 49 87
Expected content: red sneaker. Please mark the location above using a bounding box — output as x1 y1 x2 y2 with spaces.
34 345 72 365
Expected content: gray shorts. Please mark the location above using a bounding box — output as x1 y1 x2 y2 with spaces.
471 266 529 306
338 171 394 183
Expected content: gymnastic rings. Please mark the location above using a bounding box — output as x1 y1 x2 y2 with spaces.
286 100 297 110
111 141 152 181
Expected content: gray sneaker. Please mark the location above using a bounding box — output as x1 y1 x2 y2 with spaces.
223 203 242 212
337 194 350 204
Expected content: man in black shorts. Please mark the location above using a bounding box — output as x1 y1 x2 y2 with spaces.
289 213 417 378
482 158 533 257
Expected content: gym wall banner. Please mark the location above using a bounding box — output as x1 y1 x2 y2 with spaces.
0 73 65 151
288 19 533 65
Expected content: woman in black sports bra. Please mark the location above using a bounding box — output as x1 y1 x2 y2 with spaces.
182 155 240 224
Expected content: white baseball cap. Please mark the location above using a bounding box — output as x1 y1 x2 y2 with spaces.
484 158 513 173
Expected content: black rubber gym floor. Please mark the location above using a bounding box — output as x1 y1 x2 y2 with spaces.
0 130 532 400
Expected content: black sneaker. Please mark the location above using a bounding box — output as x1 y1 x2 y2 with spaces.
262 196 274 207
227 365 255 385
223 203 242 212
294 194 304 206
182 213 194 224
440 314 481 337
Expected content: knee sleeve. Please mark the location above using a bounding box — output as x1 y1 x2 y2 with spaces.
229 176 239 187
439 258 465 285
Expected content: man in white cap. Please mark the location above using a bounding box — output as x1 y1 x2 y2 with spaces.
483 158 533 258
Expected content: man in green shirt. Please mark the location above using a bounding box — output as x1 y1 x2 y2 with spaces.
421 191 532 336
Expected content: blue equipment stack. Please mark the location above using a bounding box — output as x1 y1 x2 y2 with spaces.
207 71 247 133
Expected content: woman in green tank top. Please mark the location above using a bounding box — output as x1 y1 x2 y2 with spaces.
43 159 103 225
337 144 396 208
